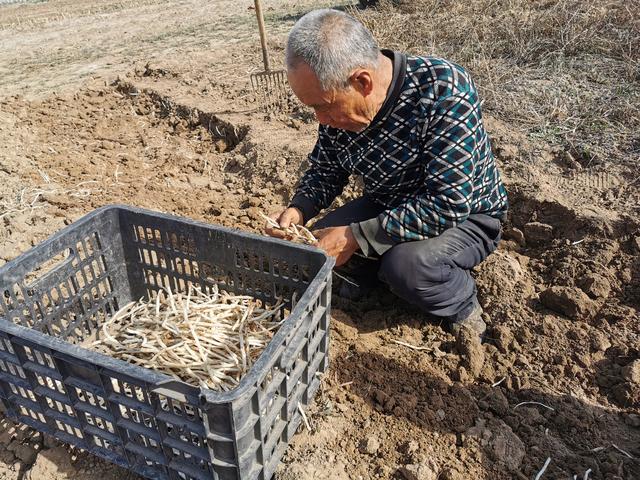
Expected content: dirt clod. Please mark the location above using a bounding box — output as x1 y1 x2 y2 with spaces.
624 414 640 427
488 424 525 472
399 460 438 480
523 222 554 246
578 273 611 299
465 419 525 472
359 436 381 455
503 227 525 245
456 329 485 377
12 444 37 465
611 382 640 407
439 467 465 480
399 440 420 456
591 331 612 352
539 286 597 320
486 388 510 416
492 325 516 353
622 360 640 385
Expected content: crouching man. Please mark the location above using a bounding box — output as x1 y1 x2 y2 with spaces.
266 9 508 337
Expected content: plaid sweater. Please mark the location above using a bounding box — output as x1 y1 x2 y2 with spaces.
290 51 508 255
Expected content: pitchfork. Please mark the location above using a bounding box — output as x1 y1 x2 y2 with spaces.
250 0 288 112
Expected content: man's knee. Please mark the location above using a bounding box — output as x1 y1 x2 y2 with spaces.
380 243 451 295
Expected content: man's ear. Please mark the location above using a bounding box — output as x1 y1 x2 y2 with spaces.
349 69 374 97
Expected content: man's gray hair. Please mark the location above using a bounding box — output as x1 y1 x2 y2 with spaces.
286 9 380 91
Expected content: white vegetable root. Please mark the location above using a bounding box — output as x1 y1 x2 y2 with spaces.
91 284 284 391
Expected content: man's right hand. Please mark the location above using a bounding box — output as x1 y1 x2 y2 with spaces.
264 207 304 239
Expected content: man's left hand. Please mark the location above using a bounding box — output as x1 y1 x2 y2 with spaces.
313 226 359 267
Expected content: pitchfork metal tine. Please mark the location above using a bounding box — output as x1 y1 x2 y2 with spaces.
250 0 288 113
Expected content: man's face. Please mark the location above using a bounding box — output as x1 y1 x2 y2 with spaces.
287 62 369 132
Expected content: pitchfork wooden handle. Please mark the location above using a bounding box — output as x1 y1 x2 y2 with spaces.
254 0 271 72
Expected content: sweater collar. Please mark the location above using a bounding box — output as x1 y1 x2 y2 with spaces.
369 49 407 127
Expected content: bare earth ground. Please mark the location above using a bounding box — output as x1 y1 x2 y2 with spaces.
0 0 639 479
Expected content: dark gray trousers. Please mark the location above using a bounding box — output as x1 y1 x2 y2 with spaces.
313 197 502 321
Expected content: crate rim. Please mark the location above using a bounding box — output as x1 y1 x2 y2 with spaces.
0 204 335 405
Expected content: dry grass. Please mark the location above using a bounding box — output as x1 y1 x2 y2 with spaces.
0 181 100 220
0 0 171 31
352 0 640 166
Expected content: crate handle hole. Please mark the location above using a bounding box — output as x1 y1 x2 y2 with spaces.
24 248 75 288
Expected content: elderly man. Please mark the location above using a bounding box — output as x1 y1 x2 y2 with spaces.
266 9 508 336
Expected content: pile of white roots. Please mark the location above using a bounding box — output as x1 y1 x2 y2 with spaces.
91 285 284 390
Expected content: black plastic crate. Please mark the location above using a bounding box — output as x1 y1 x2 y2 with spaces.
0 205 334 480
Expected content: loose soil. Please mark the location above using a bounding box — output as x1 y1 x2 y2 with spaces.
0 1 638 480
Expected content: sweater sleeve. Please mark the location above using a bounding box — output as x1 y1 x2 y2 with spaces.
289 126 351 223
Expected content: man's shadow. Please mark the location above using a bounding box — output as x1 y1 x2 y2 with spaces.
327 315 640 479
330 278 439 334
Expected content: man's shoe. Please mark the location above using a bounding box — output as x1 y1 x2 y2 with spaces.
450 303 487 339
334 273 373 301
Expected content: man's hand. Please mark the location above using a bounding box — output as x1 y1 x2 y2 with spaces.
314 226 359 266
265 207 304 239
